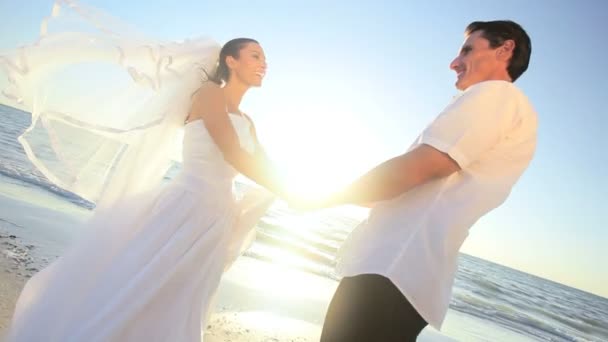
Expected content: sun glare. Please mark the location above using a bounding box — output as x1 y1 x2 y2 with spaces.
261 113 381 202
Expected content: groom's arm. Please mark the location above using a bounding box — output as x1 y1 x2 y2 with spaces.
329 144 460 206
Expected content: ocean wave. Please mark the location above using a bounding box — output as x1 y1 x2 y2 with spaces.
257 220 340 257
451 257 608 341
255 230 336 268
469 277 506 297
243 247 338 281
452 303 581 341
0 167 94 209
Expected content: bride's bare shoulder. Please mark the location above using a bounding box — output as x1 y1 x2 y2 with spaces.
189 82 225 119
192 82 222 100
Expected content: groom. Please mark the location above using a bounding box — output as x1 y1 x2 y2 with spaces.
319 20 536 341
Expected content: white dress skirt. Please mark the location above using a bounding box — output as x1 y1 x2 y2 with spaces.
7 115 273 342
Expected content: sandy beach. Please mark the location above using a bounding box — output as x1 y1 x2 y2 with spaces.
0 192 456 342
0 236 30 333
0 236 455 342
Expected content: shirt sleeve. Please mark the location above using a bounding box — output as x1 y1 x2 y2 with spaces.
418 81 519 168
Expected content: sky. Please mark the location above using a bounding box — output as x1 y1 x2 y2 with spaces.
1 0 606 298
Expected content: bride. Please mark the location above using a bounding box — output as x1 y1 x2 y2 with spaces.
2 2 285 341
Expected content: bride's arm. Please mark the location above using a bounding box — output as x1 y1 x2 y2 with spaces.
242 113 275 165
190 84 286 197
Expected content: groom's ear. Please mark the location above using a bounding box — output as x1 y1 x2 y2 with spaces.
496 39 515 62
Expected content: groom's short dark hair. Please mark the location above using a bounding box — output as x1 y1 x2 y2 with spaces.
465 20 532 81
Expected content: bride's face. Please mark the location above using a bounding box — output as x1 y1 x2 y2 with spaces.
227 43 267 87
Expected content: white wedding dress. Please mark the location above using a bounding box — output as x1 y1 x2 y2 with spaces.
7 114 273 342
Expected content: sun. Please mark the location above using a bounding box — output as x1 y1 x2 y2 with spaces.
259 115 382 202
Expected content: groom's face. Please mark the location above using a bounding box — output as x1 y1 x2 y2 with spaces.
449 30 505 91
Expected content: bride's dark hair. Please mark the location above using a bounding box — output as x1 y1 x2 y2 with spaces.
203 38 259 85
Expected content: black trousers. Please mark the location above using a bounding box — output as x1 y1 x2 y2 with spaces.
320 274 428 342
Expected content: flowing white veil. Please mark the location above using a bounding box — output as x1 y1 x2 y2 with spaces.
0 0 221 209
1 0 276 272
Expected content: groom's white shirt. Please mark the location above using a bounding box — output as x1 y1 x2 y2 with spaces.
337 80 538 329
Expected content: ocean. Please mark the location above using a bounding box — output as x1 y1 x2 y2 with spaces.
1 104 607 341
